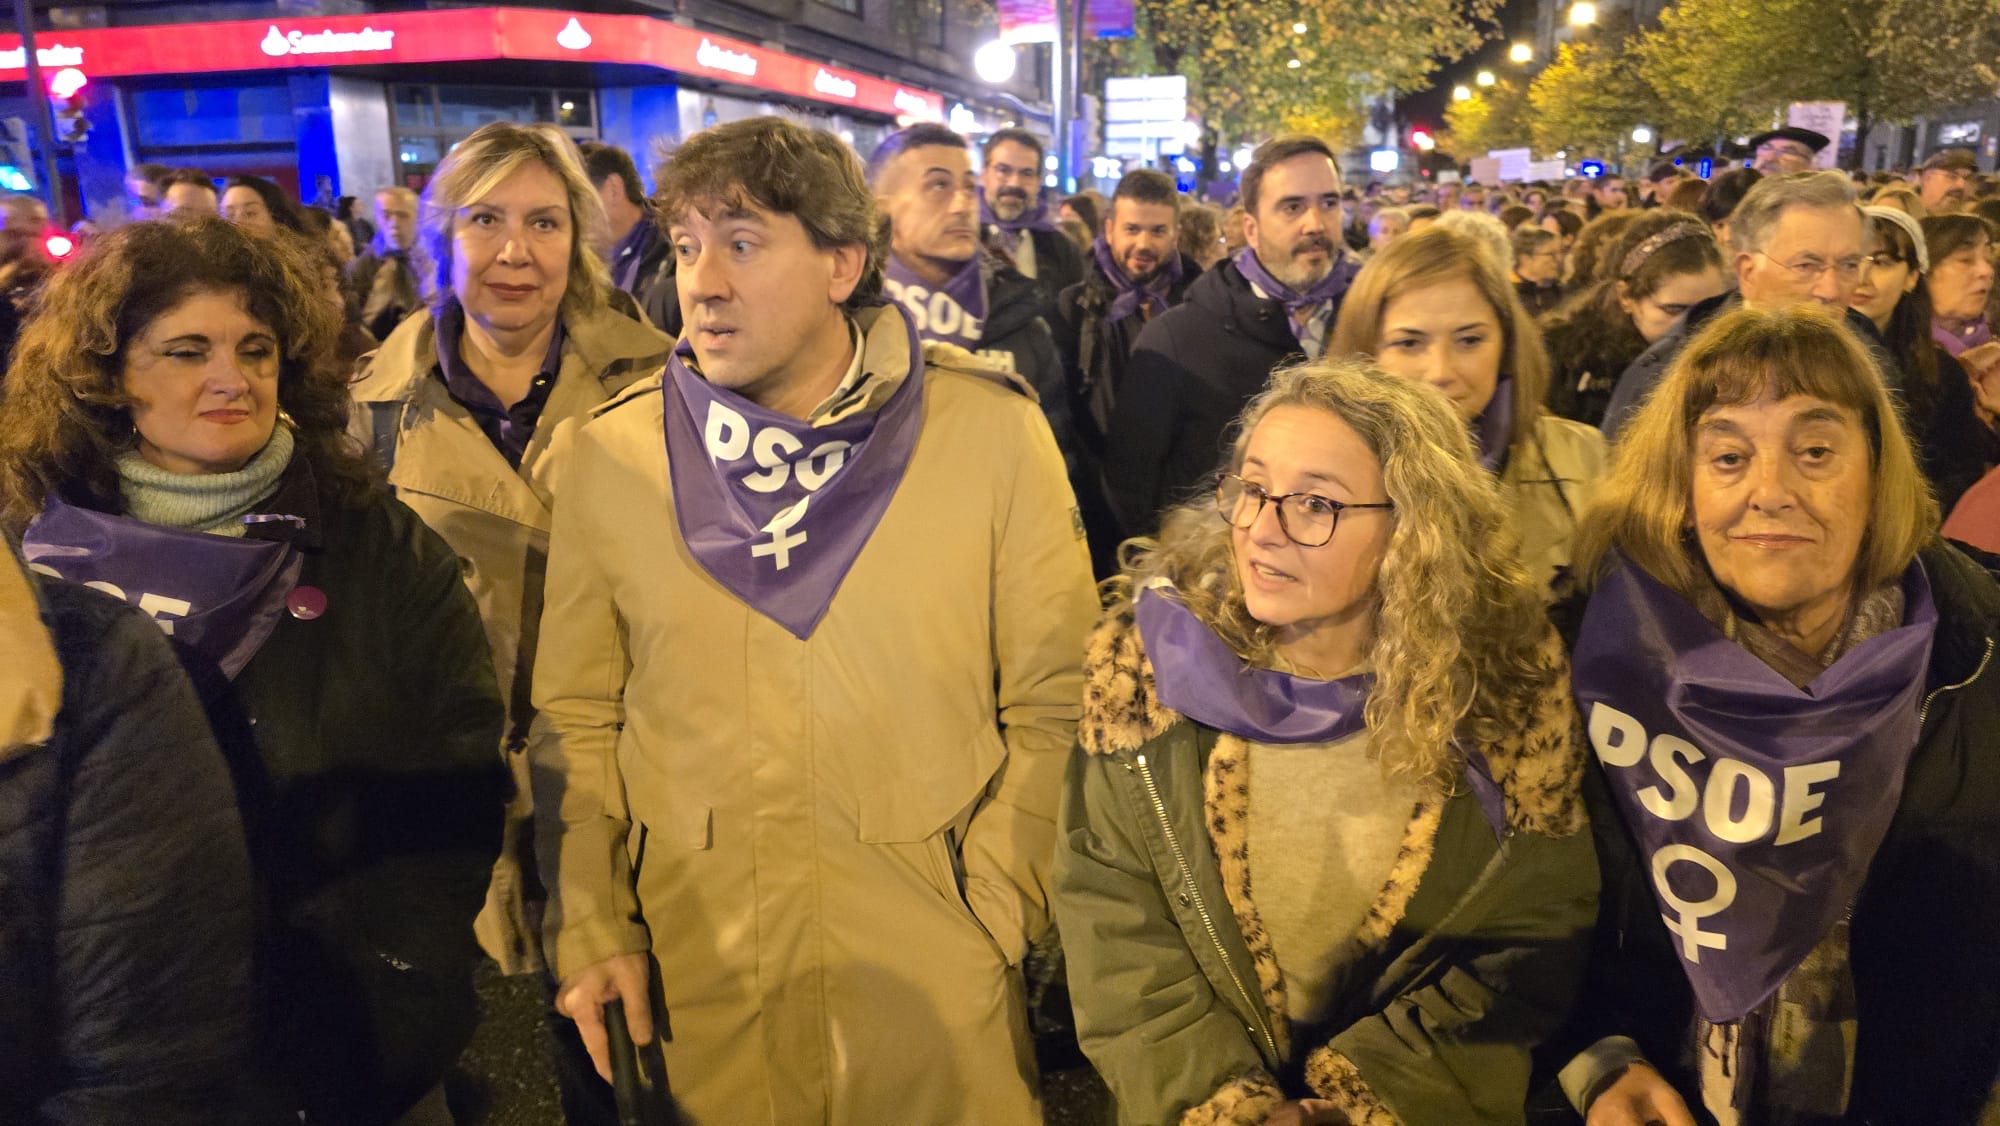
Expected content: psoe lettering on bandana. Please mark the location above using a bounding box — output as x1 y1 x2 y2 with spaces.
882 277 985 344
1588 702 1842 962
702 399 854 569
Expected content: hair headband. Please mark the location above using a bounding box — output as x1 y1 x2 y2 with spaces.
1862 206 1929 273
1618 223 1709 279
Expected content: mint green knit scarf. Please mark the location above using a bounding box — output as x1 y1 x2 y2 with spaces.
116 424 295 538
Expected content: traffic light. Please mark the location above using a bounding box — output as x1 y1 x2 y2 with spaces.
0 118 34 191
1409 127 1435 152
48 68 90 145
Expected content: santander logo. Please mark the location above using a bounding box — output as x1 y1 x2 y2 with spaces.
812 68 858 99
893 89 932 117
696 38 757 77
260 24 396 57
556 18 592 50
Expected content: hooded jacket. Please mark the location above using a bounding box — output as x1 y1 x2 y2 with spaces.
1543 540 2000 1124
527 303 1097 1125
351 300 673 975
1105 258 1315 541
0 549 255 1123
1056 604 1600 1126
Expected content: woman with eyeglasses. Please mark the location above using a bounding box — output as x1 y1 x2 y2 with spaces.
1053 358 1597 1126
1542 210 1729 429
1329 225 1607 594
1848 207 2000 511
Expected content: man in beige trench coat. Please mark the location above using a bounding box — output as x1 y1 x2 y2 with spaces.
528 115 1098 1125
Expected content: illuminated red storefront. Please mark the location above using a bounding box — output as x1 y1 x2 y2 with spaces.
0 8 946 220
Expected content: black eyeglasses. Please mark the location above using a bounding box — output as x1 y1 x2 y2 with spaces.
1215 474 1394 548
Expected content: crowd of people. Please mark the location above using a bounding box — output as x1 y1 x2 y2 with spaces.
2 107 1999 1126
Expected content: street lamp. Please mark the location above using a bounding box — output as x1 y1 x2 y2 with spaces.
1453 85 1472 102
1569 2 1597 27
1476 70 1496 87
1631 125 1654 144
973 40 1017 84
1291 20 1307 34
1509 42 1532 64
1287 58 1302 69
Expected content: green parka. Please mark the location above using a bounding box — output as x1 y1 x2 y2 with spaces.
1054 605 1600 1125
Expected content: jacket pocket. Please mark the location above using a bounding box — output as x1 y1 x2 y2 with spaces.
616 743 712 850
853 727 1007 844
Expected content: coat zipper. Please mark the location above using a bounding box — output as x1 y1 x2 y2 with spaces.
1918 636 1993 728
1133 753 1281 1062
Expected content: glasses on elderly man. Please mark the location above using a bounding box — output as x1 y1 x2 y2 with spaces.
1215 474 1394 548
1756 251 1866 284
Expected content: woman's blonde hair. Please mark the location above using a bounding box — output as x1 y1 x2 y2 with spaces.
1113 357 1556 786
1572 303 1937 600
1327 225 1548 453
416 121 612 321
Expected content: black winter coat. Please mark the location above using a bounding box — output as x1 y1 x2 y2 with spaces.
170 459 508 1124
1051 252 1201 575
0 577 255 1124
988 225 1085 326
1541 540 2000 1124
1105 258 1310 540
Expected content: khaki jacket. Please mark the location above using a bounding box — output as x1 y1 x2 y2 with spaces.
350 304 672 973
527 304 1098 1125
1503 414 1607 594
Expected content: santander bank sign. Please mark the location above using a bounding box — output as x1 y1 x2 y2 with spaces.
260 24 396 56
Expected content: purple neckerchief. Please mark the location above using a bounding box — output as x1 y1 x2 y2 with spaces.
1931 314 1993 358
1473 377 1515 474
1134 582 1373 744
1233 247 1360 345
662 319 925 640
882 253 987 351
1093 237 1184 326
980 193 1059 256
22 497 304 679
1571 552 1937 1023
434 298 567 468
610 218 660 294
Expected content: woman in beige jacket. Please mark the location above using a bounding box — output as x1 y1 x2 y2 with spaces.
349 121 671 985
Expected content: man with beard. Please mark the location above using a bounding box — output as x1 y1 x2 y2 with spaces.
979 128 1083 317
869 124 1072 465
1750 126 1828 176
1050 169 1198 575
1102 134 1359 538
1921 148 1979 215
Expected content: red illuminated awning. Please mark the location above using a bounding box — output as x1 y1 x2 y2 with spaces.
0 8 947 121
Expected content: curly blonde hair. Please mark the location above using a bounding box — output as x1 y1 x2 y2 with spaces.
0 216 376 535
1112 358 1557 785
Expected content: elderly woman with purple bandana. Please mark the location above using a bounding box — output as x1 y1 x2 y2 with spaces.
1546 303 2000 1126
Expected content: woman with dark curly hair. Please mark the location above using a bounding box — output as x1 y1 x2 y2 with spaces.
1542 209 1727 428
0 215 507 1125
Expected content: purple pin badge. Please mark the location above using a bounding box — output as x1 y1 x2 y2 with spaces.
287 585 327 621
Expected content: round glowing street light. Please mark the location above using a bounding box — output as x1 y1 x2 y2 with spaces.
1291 20 1307 34
1287 58 1302 69
1569 2 1598 27
1632 125 1654 144
1453 84 1473 102
1509 42 1533 64
973 40 1018 84
1476 70 1496 87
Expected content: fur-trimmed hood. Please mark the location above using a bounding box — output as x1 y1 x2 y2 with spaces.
1078 598 1586 839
